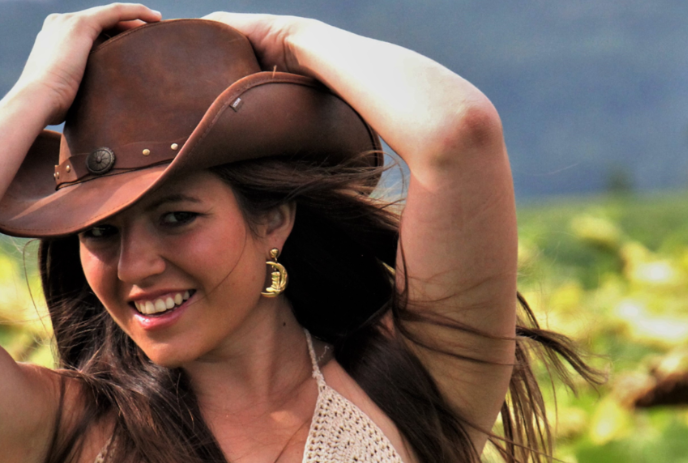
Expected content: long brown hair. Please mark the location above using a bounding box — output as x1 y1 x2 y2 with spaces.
40 154 602 463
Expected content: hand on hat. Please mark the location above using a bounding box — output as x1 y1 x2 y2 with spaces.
202 12 313 77
15 3 161 125
0 4 161 203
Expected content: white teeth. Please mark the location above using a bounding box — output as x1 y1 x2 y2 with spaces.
134 291 192 315
154 299 167 312
144 301 155 315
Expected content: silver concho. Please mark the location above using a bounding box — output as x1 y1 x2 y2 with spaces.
86 148 116 175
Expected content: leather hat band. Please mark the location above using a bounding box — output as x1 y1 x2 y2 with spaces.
54 138 188 187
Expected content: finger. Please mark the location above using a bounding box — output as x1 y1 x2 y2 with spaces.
83 3 162 31
112 19 149 31
201 12 299 73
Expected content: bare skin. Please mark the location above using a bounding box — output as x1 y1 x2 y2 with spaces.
0 4 516 463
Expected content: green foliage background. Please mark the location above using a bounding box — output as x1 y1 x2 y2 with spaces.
516 192 688 463
3 192 688 462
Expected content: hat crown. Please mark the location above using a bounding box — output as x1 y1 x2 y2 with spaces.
62 20 261 165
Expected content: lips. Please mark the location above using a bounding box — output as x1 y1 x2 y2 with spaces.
133 290 194 315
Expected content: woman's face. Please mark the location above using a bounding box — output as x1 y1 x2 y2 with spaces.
78 171 287 367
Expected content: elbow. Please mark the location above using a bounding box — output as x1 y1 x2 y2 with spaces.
454 97 504 150
429 96 505 167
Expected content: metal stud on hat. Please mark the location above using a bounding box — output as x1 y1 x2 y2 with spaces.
86 148 116 175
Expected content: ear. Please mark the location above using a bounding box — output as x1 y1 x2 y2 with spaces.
263 202 296 249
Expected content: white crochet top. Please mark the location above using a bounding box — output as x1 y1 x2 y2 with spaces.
301 330 404 463
96 331 405 463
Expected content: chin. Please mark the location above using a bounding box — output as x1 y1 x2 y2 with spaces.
139 344 196 369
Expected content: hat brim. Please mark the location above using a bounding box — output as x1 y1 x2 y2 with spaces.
0 72 381 238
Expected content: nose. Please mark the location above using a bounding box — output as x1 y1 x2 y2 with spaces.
117 224 166 284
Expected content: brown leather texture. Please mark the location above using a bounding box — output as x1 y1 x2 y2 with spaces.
0 19 381 238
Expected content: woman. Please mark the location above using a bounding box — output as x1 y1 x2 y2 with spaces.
0 4 598 463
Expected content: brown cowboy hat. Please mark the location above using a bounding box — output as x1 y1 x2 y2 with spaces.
0 19 381 238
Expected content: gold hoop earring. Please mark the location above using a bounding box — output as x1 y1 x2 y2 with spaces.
261 248 288 297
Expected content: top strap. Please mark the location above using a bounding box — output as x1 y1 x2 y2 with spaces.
304 330 327 390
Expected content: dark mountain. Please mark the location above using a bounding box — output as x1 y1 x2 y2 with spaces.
2 0 687 199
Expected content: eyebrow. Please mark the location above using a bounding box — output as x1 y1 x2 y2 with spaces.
145 193 202 212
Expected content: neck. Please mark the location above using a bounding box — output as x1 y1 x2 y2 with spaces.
183 296 313 418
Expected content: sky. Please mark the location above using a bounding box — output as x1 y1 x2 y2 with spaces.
2 0 688 200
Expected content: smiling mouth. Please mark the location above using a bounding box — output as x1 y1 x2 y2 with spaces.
132 290 195 315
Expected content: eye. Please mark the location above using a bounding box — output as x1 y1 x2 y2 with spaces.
81 224 118 239
161 211 198 226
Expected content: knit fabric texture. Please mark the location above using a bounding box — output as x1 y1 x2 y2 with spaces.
302 330 404 463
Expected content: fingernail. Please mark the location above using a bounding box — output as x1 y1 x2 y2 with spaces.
153 10 162 16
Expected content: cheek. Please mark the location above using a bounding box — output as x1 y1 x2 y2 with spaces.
200 220 268 305
79 243 118 306
183 218 250 277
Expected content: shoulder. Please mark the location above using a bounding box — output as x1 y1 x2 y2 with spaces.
0 352 114 463
0 354 62 463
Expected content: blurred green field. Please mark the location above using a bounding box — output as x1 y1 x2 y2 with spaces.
517 191 688 463
3 192 688 462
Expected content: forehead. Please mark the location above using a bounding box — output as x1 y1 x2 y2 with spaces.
121 170 234 215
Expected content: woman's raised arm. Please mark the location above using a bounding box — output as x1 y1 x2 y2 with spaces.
0 5 161 461
205 13 516 452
